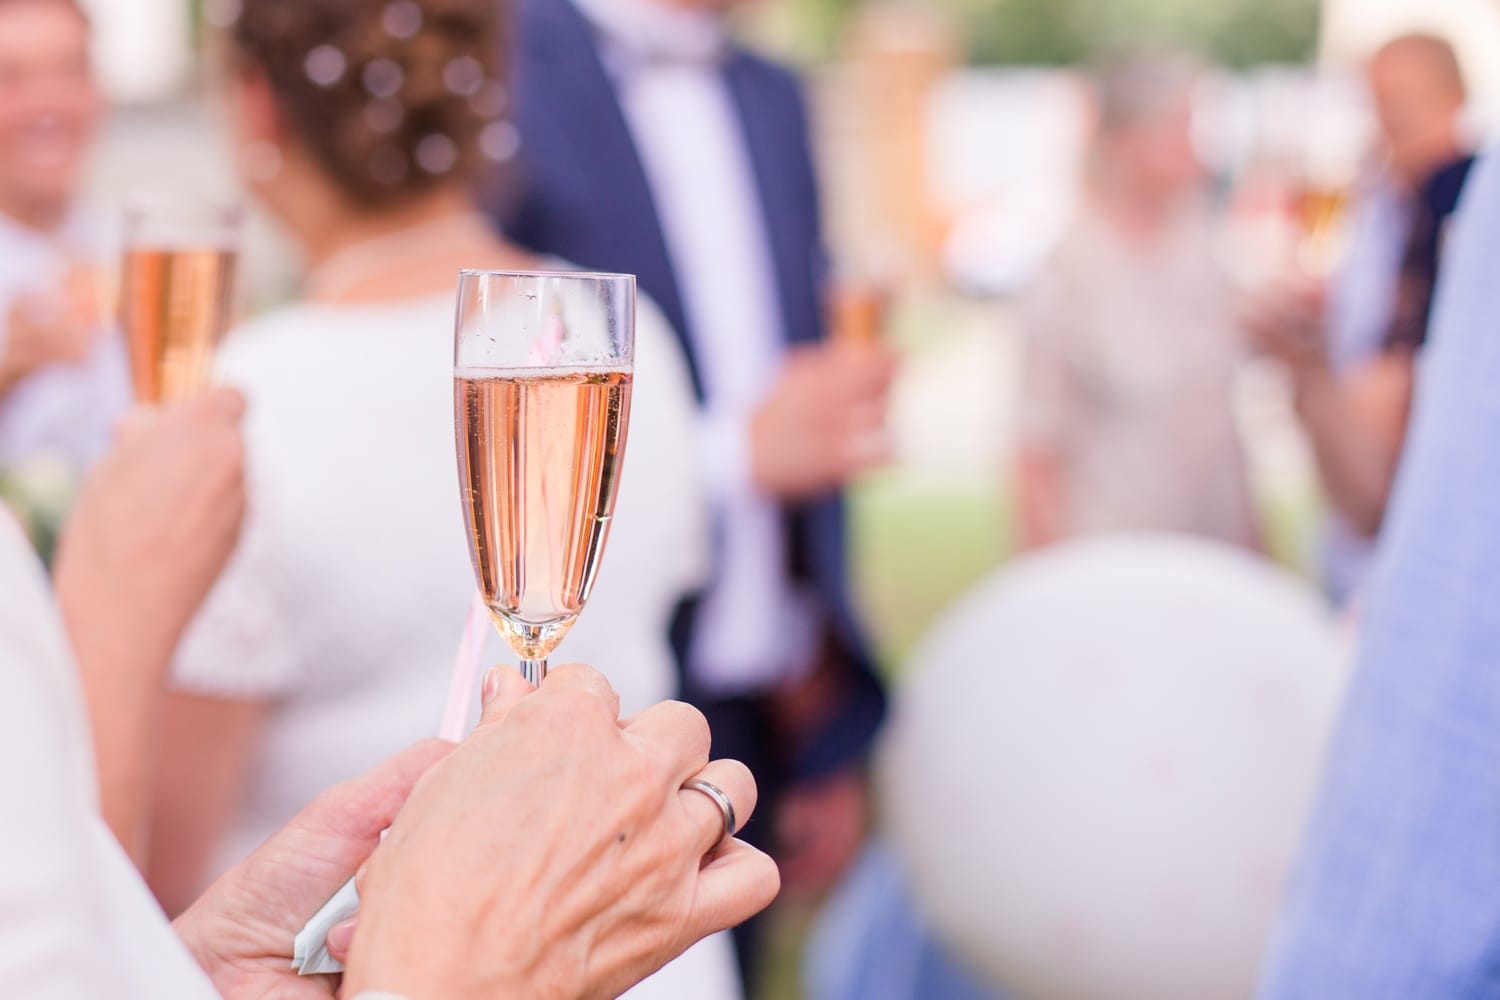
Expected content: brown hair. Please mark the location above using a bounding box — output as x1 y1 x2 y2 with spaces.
232 0 508 207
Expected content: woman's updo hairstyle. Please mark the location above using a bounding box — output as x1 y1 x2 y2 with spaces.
232 0 512 207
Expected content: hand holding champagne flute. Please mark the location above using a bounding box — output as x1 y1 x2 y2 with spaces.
454 270 635 685
292 271 637 973
119 199 242 403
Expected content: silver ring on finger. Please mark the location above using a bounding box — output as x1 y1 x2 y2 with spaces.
683 778 736 852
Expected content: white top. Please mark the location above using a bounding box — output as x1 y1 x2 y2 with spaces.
172 288 739 999
576 0 819 695
0 512 215 999
1019 206 1258 548
0 209 131 471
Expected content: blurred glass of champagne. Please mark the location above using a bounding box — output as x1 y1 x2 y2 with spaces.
119 198 242 403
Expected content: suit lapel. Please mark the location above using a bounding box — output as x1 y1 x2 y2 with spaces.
529 0 705 394
723 54 804 349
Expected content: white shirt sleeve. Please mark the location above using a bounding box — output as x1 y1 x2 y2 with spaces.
0 513 215 998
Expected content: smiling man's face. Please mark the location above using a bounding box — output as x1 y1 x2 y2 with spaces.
0 0 99 227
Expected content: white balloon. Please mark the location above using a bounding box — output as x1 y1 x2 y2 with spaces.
881 535 1351 1000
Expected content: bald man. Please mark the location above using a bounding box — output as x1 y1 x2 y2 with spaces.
1369 33 1469 192
1251 32 1476 606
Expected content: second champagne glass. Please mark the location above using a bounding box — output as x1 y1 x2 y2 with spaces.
453 270 635 685
119 198 242 403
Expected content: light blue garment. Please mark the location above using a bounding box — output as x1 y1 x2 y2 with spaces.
1258 151 1500 996
805 842 1004 1000
1326 180 1408 374
1319 179 1409 605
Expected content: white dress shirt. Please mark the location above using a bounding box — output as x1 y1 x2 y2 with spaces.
0 209 131 471
0 512 215 998
572 0 819 695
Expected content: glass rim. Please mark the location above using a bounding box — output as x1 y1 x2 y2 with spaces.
458 267 637 283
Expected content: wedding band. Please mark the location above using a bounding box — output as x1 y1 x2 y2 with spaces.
683 778 736 851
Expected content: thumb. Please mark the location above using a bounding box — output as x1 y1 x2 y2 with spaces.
478 665 536 728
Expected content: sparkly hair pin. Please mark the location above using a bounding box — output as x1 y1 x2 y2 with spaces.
470 81 507 119
305 45 347 88
365 99 404 135
480 120 521 162
363 58 405 99
416 133 459 174
382 1 423 39
443 56 486 98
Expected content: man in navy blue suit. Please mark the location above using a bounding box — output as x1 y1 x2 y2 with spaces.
489 0 895 967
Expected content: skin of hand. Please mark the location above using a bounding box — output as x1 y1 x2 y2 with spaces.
344 664 780 1000
0 267 102 394
1240 280 1413 537
55 388 248 672
1015 447 1066 552
1241 280 1329 375
751 342 897 500
173 738 457 999
53 388 248 860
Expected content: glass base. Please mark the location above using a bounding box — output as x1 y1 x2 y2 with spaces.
518 658 546 686
491 612 574 675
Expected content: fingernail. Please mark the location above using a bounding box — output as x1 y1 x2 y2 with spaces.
327 917 357 956
480 667 503 709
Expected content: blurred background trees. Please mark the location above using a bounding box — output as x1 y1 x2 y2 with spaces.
750 0 1321 67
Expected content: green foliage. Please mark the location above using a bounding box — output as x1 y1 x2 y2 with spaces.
749 0 1320 68
946 0 1320 66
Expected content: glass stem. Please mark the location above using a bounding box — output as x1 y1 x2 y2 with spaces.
519 658 547 686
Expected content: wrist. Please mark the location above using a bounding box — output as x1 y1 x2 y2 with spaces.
342 895 531 1000
0 355 24 399
55 571 177 693
1290 358 1335 406
173 902 244 997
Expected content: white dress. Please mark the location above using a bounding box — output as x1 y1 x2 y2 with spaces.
0 512 215 999
171 290 739 999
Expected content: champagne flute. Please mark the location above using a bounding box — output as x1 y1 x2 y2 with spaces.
292 270 635 975
453 270 635 685
119 199 242 403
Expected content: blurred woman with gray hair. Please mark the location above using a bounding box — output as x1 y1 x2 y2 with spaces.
1015 55 1259 552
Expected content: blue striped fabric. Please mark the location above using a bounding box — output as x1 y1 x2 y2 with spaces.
1258 151 1500 997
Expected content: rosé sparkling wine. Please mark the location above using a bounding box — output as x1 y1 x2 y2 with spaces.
120 247 237 403
455 368 633 661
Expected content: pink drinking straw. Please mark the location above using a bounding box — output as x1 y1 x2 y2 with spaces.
439 592 492 742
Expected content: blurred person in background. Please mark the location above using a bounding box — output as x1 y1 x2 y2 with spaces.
1015 56 1259 552
2 390 777 996
0 0 129 478
1247 33 1475 607
142 0 740 995
493 1 896 976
